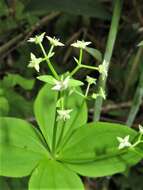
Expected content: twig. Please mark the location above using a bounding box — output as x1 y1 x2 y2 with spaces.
0 12 60 58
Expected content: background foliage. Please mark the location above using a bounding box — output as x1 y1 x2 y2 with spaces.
0 0 143 189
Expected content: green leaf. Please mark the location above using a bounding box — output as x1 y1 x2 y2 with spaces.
2 74 35 90
26 0 110 20
0 117 48 177
59 122 143 177
37 75 84 87
4 89 33 118
34 84 87 149
29 159 84 190
37 75 55 84
85 47 102 62
0 97 9 116
34 84 58 149
69 79 84 87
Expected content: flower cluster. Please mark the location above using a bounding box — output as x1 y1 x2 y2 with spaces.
27 34 108 122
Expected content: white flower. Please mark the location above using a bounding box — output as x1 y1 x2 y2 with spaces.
28 32 45 44
117 135 132 149
98 64 107 77
57 109 72 121
46 36 64 46
86 76 96 85
52 76 70 91
139 124 143 134
71 40 91 49
28 53 43 72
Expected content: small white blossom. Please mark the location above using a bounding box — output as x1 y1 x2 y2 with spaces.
86 76 96 85
139 124 143 134
28 53 43 72
46 36 64 47
52 76 70 91
28 33 45 44
71 40 91 49
98 64 107 77
92 93 98 100
117 135 132 149
57 109 72 121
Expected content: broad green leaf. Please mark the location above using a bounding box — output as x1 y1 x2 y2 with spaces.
59 122 143 177
29 159 84 190
4 89 33 118
2 74 35 90
26 0 110 20
34 84 58 148
0 117 48 177
85 47 102 62
34 84 87 149
0 97 9 116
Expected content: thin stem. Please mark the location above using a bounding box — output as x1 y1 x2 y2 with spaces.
48 45 54 57
82 64 98 70
79 49 83 65
93 0 123 121
39 43 59 79
123 47 143 98
70 48 83 76
85 83 91 97
126 69 143 127
52 119 58 155
56 121 65 150
58 100 85 151
70 65 81 77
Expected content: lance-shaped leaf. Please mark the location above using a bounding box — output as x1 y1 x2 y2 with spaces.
29 159 84 190
59 122 143 177
34 84 58 148
0 117 48 177
37 75 84 87
34 84 87 149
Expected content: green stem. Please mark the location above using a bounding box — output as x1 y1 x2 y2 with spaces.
93 0 123 121
79 49 83 65
126 69 143 127
56 121 65 150
82 64 98 70
58 100 85 151
85 83 91 97
123 47 143 98
70 65 81 76
39 42 59 79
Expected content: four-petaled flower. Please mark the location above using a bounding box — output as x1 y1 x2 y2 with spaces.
71 40 91 49
98 64 107 77
28 53 43 72
117 135 132 149
86 76 96 85
46 36 64 47
28 32 45 44
57 109 72 121
52 76 70 91
139 124 143 134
